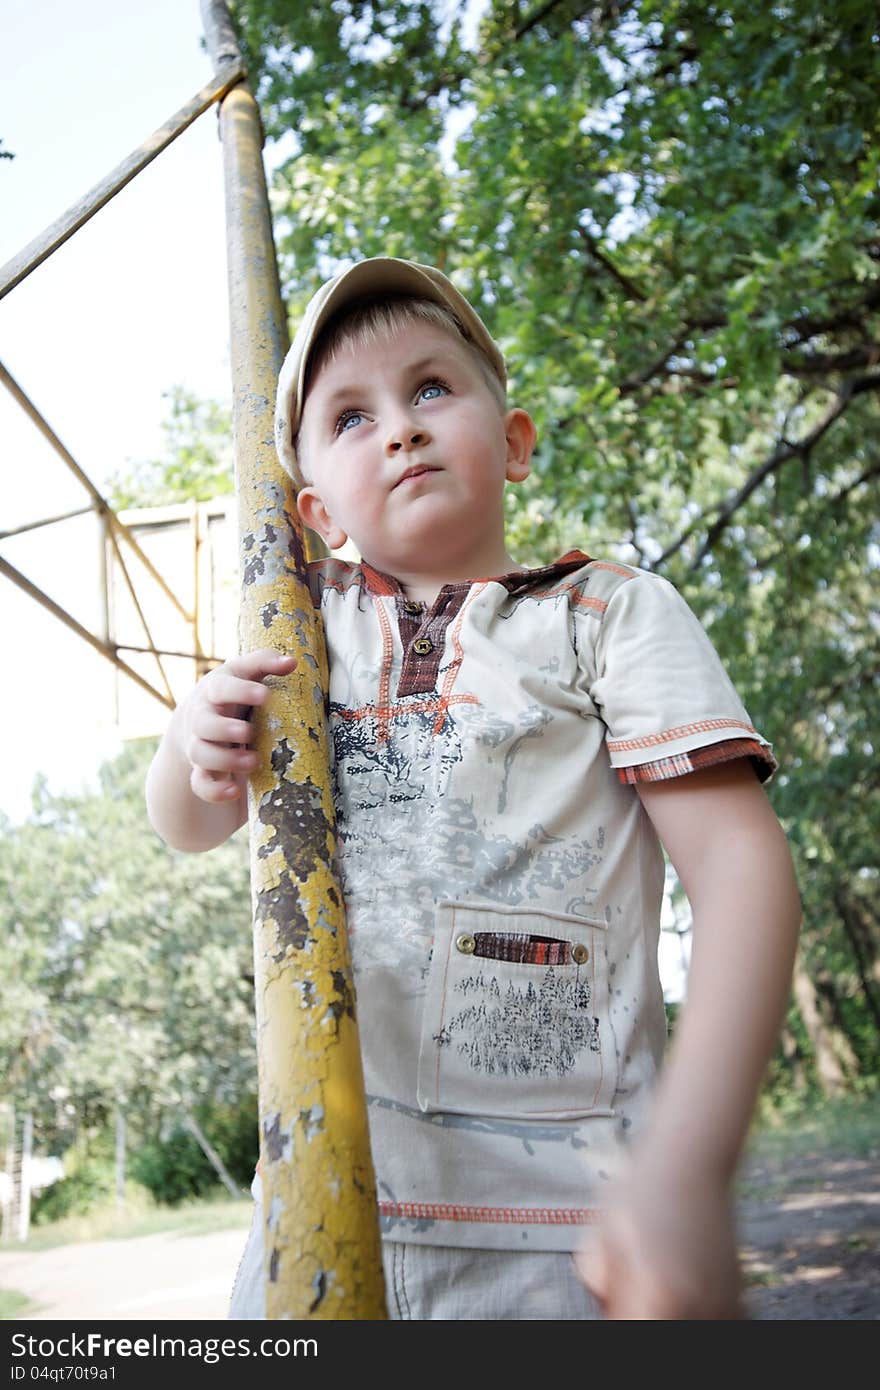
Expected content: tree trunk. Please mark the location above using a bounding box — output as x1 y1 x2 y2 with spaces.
833 889 880 1035
792 951 849 1096
18 1112 33 1243
115 1104 126 1208
779 1024 808 1093
814 970 862 1078
182 1110 242 1198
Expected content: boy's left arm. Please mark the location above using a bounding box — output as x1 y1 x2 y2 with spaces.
576 758 801 1319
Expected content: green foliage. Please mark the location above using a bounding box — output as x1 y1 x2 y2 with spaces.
228 0 879 1095
204 1095 260 1185
752 1088 880 1162
132 1097 258 1204
109 387 233 509
0 741 257 1151
131 1128 216 1205
31 1156 116 1226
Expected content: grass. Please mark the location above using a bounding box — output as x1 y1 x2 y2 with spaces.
747 1090 880 1165
16 1190 253 1253
0 1288 37 1320
738 1090 880 1198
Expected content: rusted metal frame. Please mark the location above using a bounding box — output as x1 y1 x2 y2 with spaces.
202 0 386 1320
117 642 223 662
0 361 193 624
0 505 94 540
99 512 111 649
0 553 173 710
191 502 209 680
0 62 245 302
105 523 176 708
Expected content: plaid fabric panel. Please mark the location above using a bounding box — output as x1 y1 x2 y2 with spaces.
471 932 573 965
616 738 776 785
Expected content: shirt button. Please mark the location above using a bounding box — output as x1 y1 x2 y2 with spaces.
413 637 434 655
571 943 589 965
456 933 477 955
403 600 422 615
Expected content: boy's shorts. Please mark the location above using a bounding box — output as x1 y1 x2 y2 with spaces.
228 1197 602 1321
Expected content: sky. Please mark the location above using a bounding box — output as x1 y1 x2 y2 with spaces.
1 0 231 822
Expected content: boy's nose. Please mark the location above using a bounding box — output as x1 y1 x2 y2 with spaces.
385 425 429 455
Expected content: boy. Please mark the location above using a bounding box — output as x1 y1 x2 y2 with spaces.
146 257 801 1319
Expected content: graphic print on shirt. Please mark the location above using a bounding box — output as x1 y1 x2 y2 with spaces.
437 965 601 1078
330 700 465 814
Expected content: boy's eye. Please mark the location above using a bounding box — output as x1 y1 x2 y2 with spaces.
336 409 365 434
417 380 449 403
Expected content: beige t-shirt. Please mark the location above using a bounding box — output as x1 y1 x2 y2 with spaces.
308 549 775 1251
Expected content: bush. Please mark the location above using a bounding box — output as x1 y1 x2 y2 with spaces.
132 1095 259 1205
31 1157 115 1225
131 1128 216 1205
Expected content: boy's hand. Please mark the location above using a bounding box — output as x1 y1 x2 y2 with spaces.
575 1160 743 1320
181 649 296 803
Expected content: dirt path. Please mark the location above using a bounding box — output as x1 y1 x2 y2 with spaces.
738 1152 879 1320
0 1227 247 1321
1 1151 877 1320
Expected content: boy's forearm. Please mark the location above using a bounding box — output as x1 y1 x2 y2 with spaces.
636 806 801 1184
146 705 246 852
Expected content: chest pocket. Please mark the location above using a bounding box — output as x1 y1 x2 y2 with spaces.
417 901 618 1120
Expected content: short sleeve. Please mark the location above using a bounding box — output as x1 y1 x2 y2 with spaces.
589 571 777 785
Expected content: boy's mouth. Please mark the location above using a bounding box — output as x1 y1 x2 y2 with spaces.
394 464 440 488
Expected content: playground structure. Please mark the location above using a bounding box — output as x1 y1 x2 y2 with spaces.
0 0 386 1318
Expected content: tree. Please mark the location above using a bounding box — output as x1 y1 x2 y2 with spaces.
109 387 233 509
227 0 878 1094
0 743 258 1172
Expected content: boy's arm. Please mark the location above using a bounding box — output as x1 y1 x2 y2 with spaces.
146 649 296 852
576 758 801 1319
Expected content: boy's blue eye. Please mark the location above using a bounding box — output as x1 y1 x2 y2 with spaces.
417 381 449 402
337 410 364 433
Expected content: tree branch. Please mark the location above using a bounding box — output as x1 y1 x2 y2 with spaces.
687 379 880 570
688 390 853 571
651 374 880 573
786 344 880 377
578 225 646 302
749 456 880 569
515 0 571 39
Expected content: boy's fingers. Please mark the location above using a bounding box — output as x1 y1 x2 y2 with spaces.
224 650 297 682
186 737 257 775
190 766 243 803
207 674 274 711
192 712 256 748
573 1245 608 1305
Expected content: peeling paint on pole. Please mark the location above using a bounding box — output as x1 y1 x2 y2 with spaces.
202 0 386 1319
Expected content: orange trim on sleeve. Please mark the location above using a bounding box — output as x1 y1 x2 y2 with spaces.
616 739 776 785
607 717 759 754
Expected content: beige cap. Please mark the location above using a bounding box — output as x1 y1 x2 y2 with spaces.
274 257 506 486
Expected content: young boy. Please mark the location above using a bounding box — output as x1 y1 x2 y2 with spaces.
146 257 801 1320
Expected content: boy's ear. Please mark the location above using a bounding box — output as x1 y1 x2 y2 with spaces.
504 409 537 484
296 486 349 551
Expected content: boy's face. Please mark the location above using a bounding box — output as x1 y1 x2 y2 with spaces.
295 321 535 580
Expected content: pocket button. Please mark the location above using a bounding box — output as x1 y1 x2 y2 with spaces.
455 933 477 955
572 943 590 964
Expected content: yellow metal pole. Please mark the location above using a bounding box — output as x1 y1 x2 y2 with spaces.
201 1 386 1320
